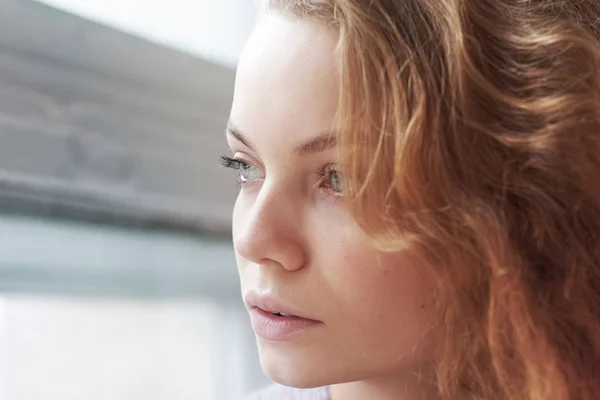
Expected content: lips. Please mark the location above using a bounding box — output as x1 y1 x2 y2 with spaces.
243 292 323 340
243 292 319 322
272 312 295 317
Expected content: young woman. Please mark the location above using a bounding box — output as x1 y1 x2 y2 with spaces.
221 1 600 399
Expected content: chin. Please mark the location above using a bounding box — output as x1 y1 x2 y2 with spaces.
256 339 338 389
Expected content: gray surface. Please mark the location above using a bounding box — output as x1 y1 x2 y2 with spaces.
0 0 239 237
0 213 240 299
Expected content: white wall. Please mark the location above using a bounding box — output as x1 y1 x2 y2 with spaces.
34 0 259 67
1 2 269 397
0 297 219 400
0 214 269 399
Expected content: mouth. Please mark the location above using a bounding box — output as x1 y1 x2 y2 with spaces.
252 306 316 321
249 306 322 341
266 310 299 318
243 292 319 322
243 292 322 340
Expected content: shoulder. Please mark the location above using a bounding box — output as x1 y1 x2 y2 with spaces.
245 383 330 400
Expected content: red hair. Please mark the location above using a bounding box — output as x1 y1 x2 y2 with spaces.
267 1 600 399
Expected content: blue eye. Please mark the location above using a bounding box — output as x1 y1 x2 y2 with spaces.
328 169 344 193
220 155 263 185
238 162 261 181
318 165 344 194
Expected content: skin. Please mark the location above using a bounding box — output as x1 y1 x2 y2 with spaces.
227 13 439 400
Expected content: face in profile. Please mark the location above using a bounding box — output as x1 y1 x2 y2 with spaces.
226 13 437 389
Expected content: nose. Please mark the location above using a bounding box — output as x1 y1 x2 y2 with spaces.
233 182 307 272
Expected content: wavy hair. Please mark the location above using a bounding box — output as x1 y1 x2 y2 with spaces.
265 1 600 399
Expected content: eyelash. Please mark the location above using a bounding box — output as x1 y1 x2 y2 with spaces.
315 164 343 192
219 155 343 201
219 155 251 186
220 155 245 173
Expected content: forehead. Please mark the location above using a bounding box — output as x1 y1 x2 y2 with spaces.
230 14 340 148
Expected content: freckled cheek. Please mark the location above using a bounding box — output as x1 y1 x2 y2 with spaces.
331 251 433 323
333 258 436 360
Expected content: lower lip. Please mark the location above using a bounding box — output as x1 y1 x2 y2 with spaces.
249 307 322 341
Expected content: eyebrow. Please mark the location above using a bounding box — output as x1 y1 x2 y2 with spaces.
226 121 255 151
226 120 337 156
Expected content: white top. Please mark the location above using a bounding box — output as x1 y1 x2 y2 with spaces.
246 384 331 400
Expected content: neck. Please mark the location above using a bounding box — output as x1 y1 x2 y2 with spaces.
329 366 438 400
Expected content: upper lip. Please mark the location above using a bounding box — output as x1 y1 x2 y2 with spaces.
244 291 320 321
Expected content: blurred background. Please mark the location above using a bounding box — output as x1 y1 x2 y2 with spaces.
0 0 266 399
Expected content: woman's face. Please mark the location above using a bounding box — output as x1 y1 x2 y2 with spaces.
228 13 436 388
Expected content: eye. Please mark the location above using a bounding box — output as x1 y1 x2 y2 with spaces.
237 161 261 182
318 165 344 195
219 155 263 184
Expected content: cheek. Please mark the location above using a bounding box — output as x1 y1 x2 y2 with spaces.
324 243 436 360
231 192 245 233
336 251 431 319
232 195 248 274
232 191 254 251
315 210 433 319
